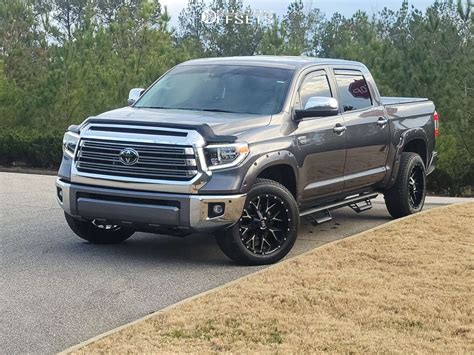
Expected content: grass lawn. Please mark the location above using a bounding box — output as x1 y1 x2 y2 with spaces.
71 203 473 354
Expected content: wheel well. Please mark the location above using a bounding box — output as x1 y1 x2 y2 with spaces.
257 164 297 198
403 139 427 165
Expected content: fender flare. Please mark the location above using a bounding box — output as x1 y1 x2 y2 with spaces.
386 128 428 188
240 150 299 195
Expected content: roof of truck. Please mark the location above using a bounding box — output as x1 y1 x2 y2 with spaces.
180 56 364 70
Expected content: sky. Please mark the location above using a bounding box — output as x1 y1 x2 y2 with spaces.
161 0 435 27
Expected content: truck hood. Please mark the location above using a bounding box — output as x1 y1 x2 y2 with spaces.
94 107 272 137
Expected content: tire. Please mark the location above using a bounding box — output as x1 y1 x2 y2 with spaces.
215 178 299 265
65 213 134 244
384 152 426 218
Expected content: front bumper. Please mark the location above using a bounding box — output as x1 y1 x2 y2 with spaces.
55 178 246 234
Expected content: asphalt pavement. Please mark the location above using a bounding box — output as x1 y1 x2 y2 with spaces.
0 172 468 354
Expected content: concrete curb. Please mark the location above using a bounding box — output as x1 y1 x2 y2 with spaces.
373 195 473 205
59 202 471 354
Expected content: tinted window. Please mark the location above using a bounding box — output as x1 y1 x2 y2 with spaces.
135 65 293 115
299 73 332 109
335 74 372 112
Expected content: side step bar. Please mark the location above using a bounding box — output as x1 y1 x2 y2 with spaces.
300 192 378 218
306 210 333 225
349 199 373 213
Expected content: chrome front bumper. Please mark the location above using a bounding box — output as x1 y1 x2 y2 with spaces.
56 178 246 233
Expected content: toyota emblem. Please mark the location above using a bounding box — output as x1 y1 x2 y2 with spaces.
118 148 139 165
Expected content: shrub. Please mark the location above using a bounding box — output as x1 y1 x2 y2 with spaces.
0 130 63 168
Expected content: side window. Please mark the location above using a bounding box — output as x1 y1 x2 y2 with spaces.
298 72 332 109
335 74 372 112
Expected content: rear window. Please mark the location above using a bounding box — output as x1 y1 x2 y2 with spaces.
335 74 372 112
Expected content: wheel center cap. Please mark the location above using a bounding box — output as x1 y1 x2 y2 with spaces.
259 218 268 230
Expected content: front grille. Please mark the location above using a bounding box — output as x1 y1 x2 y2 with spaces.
76 139 198 181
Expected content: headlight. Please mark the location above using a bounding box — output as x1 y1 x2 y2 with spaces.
204 142 249 170
63 131 79 158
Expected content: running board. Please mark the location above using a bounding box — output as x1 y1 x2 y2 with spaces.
306 210 333 225
300 193 378 217
349 199 373 213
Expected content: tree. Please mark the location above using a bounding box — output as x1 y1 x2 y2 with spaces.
0 0 472 194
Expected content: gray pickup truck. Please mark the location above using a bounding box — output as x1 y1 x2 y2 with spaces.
56 56 438 265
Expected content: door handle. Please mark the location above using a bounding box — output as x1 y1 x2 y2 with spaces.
377 117 388 127
333 123 347 134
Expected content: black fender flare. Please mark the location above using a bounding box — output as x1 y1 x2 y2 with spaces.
240 150 299 195
385 128 428 188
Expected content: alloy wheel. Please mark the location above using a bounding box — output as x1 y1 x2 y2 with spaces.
408 164 425 209
239 194 291 255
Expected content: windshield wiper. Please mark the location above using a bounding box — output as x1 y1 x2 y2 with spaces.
137 106 238 113
136 106 170 109
198 108 237 113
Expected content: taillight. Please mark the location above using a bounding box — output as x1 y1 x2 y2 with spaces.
434 111 439 138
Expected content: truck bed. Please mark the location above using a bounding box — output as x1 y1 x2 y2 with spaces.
381 96 429 106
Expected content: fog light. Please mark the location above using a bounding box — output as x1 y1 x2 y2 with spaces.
213 204 224 215
208 203 225 218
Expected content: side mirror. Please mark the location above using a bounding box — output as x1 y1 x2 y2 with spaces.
294 97 339 120
128 88 145 106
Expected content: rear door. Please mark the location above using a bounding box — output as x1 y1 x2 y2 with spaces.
293 69 346 205
333 69 390 191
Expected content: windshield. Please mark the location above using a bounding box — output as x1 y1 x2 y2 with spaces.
135 65 294 115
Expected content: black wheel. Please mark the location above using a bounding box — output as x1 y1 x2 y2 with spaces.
384 152 426 218
215 178 299 265
64 213 134 244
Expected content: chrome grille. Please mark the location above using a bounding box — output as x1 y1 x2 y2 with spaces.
76 139 198 181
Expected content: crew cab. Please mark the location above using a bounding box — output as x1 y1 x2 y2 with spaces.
56 56 438 265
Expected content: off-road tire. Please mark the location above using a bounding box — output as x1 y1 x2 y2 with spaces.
65 213 134 244
384 152 426 218
215 178 299 265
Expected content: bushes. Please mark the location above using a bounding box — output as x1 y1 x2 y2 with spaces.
0 130 63 168
0 128 471 196
429 134 474 196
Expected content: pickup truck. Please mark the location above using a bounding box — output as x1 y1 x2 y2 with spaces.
56 56 438 265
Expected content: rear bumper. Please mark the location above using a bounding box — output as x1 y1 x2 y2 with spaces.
55 178 246 234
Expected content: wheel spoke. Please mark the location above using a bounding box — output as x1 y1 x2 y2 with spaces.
244 233 256 246
266 203 276 213
242 209 252 219
261 236 271 253
272 210 281 220
269 228 281 243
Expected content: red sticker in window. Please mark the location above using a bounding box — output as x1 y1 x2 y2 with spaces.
349 79 370 99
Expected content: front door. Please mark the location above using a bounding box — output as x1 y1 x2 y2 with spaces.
333 69 390 191
293 70 347 205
